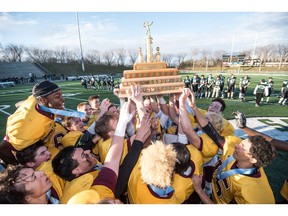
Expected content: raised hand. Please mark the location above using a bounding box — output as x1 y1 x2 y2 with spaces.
126 85 142 104
135 113 152 143
232 111 246 128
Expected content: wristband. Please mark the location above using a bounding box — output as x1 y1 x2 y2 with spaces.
178 133 188 145
114 123 127 137
114 114 132 136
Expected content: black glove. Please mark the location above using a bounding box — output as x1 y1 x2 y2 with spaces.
232 111 246 128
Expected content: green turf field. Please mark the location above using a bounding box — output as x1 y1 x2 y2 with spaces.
0 72 288 203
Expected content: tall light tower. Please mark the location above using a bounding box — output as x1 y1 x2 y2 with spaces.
76 12 85 72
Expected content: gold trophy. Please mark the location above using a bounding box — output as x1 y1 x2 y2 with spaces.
119 21 184 97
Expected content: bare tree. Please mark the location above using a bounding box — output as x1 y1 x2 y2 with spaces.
70 50 82 64
85 49 101 64
190 48 200 70
200 49 211 67
53 46 71 63
115 48 126 66
212 49 226 67
275 44 288 69
175 52 188 68
102 49 115 66
256 44 274 66
25 47 54 63
162 53 174 67
2 43 25 62
127 48 138 66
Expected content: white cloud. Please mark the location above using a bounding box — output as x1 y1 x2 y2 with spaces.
0 12 39 29
0 12 287 55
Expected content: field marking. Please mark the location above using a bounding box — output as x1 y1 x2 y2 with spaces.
64 96 88 101
229 117 288 141
0 89 31 95
0 105 11 115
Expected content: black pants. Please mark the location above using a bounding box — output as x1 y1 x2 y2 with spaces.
256 93 264 105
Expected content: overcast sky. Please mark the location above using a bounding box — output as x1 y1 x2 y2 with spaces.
1 1 287 56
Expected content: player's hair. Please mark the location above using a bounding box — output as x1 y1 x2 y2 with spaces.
206 112 224 133
52 146 79 181
95 113 117 140
249 135 276 168
88 95 100 102
211 97 226 111
107 104 116 111
0 164 28 203
77 102 89 111
171 142 191 176
61 116 79 129
140 141 176 188
16 140 44 164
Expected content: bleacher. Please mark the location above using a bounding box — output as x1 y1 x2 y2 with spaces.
0 62 45 79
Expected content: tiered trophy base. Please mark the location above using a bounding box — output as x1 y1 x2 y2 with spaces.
119 62 185 97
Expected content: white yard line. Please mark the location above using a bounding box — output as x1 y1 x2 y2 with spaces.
230 117 288 141
0 109 11 116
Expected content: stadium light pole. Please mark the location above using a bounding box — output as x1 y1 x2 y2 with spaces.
76 12 85 72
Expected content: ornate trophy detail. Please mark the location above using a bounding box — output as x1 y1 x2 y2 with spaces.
118 22 184 97
138 47 143 63
144 21 153 63
155 47 161 62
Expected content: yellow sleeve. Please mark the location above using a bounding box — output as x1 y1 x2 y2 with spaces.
98 138 128 164
199 133 219 163
60 173 94 204
37 161 66 199
60 131 83 148
220 119 235 137
6 95 55 151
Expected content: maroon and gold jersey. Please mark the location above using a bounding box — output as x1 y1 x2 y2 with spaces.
189 109 235 137
63 167 117 204
212 136 275 204
198 133 219 164
98 138 130 164
127 160 180 204
45 121 67 159
174 145 203 202
60 170 100 204
37 160 66 200
6 95 55 151
221 119 235 137
127 146 203 204
60 131 83 148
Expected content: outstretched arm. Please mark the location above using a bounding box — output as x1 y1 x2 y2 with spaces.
233 111 288 151
187 89 225 149
104 100 135 176
168 93 179 126
126 85 146 121
156 94 169 116
115 113 151 198
179 88 202 149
